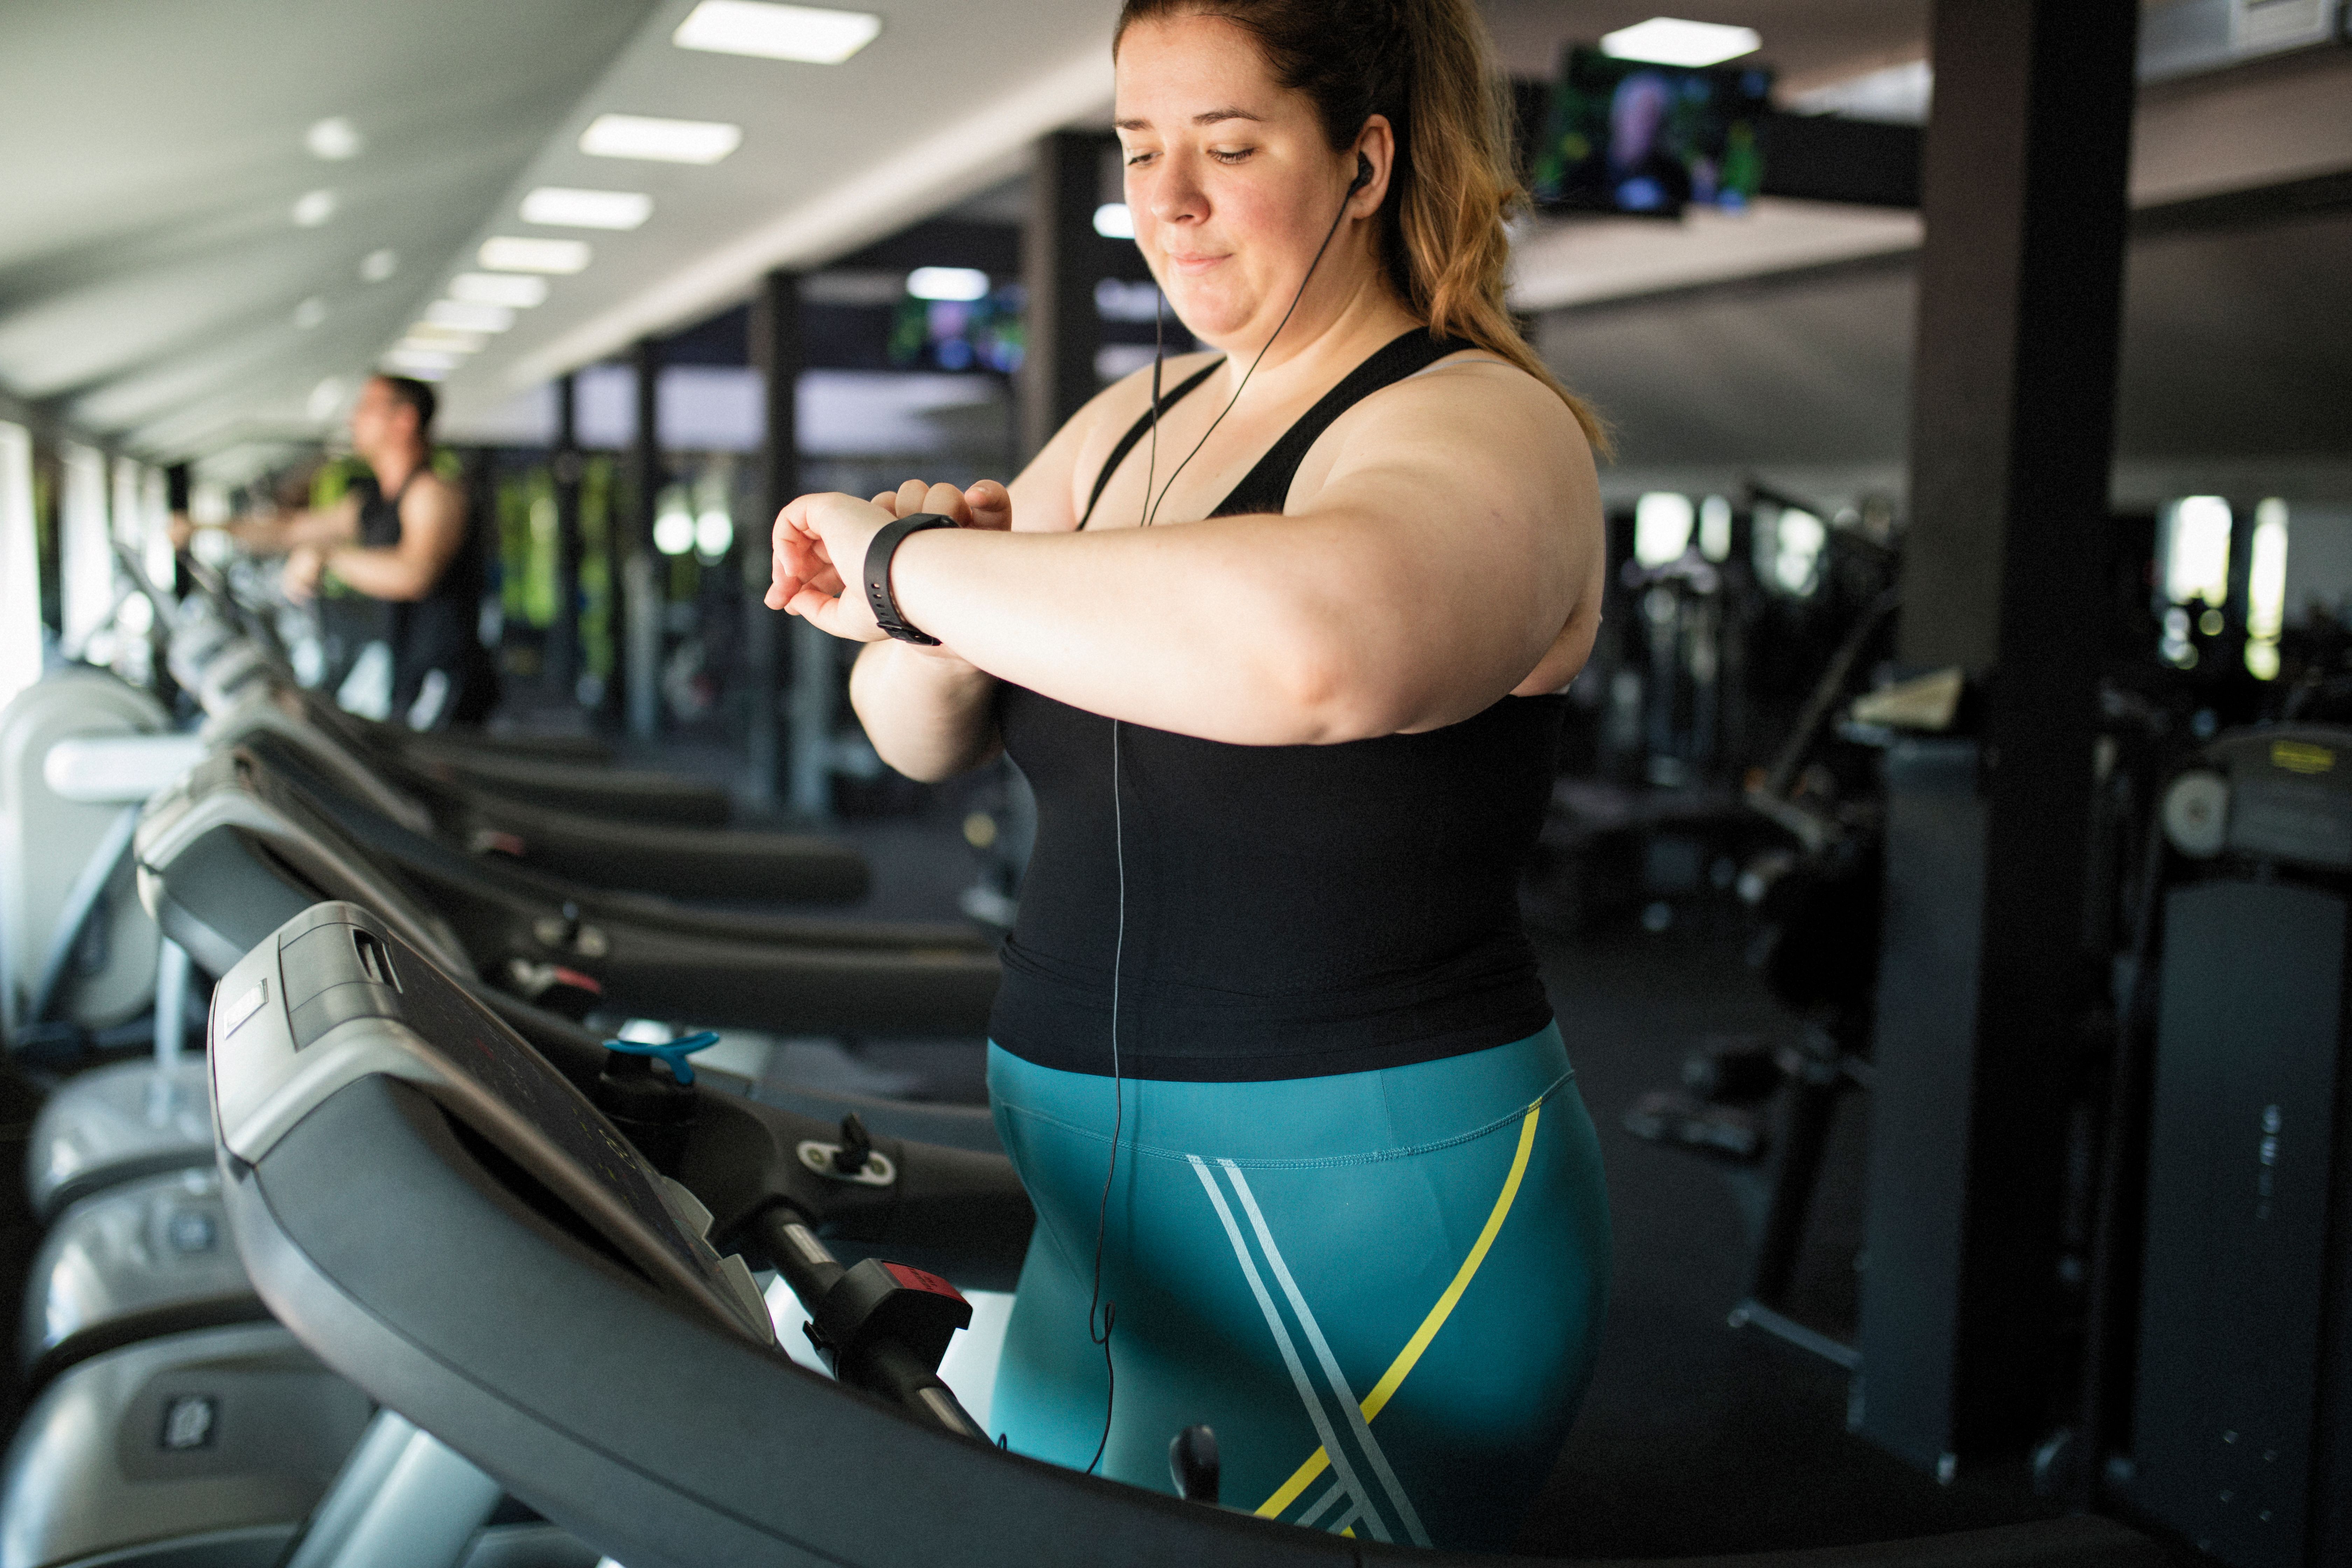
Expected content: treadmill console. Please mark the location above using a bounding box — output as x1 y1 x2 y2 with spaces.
209 901 772 1344
135 749 467 973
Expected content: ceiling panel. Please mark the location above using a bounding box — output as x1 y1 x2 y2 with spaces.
433 0 1120 425
0 0 662 456
1541 204 2352 489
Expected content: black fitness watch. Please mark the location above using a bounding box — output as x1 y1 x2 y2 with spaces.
863 512 958 645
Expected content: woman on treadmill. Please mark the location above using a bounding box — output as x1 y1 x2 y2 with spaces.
769 0 1610 1547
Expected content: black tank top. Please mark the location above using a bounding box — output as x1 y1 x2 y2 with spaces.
356 465 482 695
990 330 1565 1082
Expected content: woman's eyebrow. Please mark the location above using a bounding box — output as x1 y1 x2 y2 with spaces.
1114 107 1265 131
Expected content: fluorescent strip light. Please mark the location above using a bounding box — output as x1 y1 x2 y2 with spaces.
479 236 592 274
673 0 881 63
1600 17 1762 66
1093 202 1134 238
906 266 989 301
449 273 550 308
521 187 654 231
426 300 515 333
580 113 742 164
402 325 487 352
383 348 457 378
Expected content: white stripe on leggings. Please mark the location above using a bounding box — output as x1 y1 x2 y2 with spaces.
1186 1155 1388 1542
1219 1160 1431 1547
1298 1478 1347 1528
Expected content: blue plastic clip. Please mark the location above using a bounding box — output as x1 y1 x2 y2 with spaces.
601 1030 723 1085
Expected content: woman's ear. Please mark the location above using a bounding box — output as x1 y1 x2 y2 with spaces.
1351 115 1397 210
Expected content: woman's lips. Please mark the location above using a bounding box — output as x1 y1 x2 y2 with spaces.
1165 251 1227 276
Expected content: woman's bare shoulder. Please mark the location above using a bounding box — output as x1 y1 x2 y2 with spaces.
1308 349 1590 491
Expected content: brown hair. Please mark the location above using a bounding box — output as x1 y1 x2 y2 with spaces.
372 373 439 435
1114 0 1607 451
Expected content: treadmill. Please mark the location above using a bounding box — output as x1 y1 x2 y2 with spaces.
28 730 995 1222
160 556 740 831
197 901 2172 1568
134 747 1001 1043
199 680 868 904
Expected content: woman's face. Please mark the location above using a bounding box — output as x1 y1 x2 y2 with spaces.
1113 13 1360 349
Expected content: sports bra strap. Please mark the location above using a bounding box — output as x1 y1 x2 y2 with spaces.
1076 358 1226 530
1209 330 1470 518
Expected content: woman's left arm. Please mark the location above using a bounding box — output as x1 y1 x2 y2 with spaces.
779 366 1602 746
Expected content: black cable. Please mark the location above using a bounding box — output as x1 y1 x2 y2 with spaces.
1140 187 1356 530
1082 281 1164 1481
1082 176 1358 1477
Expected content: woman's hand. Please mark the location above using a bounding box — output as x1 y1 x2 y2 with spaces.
765 478 1010 650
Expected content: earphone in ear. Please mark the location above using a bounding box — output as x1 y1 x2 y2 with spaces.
1351 151 1373 194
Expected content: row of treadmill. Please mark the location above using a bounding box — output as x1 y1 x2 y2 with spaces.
0 564 2171 1567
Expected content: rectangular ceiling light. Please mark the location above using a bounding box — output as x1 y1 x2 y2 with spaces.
426 300 516 334
1600 17 1763 66
449 272 550 309
673 0 881 64
520 187 654 230
580 112 742 164
383 348 458 378
478 236 592 274
402 325 487 352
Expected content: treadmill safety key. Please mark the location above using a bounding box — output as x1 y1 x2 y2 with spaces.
807 1256 973 1382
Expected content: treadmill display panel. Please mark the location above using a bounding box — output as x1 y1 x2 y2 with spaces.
289 917 711 1284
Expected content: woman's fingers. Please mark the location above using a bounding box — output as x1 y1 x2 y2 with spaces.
965 479 1013 532
765 490 895 641
891 478 975 527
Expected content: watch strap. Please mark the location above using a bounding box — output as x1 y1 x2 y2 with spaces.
863 513 958 645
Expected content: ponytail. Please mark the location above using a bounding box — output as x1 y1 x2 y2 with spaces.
1114 0 1610 454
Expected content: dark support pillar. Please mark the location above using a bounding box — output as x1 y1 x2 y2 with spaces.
1858 0 2141 1475
746 270 801 811
163 463 190 596
1020 130 1112 461
622 338 663 738
548 373 582 701
466 447 500 673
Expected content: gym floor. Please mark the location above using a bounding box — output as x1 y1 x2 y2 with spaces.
0 783 2062 1559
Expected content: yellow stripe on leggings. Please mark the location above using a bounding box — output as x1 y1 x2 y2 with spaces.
1255 1101 1544 1520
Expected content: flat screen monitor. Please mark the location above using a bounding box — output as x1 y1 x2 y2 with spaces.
1527 46 1772 217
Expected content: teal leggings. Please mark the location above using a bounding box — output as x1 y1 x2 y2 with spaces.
986 1025 1611 1552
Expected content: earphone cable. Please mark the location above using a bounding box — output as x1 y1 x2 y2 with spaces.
1140 186 1355 530
1085 177 1354 1476
1079 285 1166 1479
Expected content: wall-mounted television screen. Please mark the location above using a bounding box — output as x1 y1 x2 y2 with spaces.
1527 47 1772 217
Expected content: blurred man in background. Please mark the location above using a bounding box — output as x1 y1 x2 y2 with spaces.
187 373 494 727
